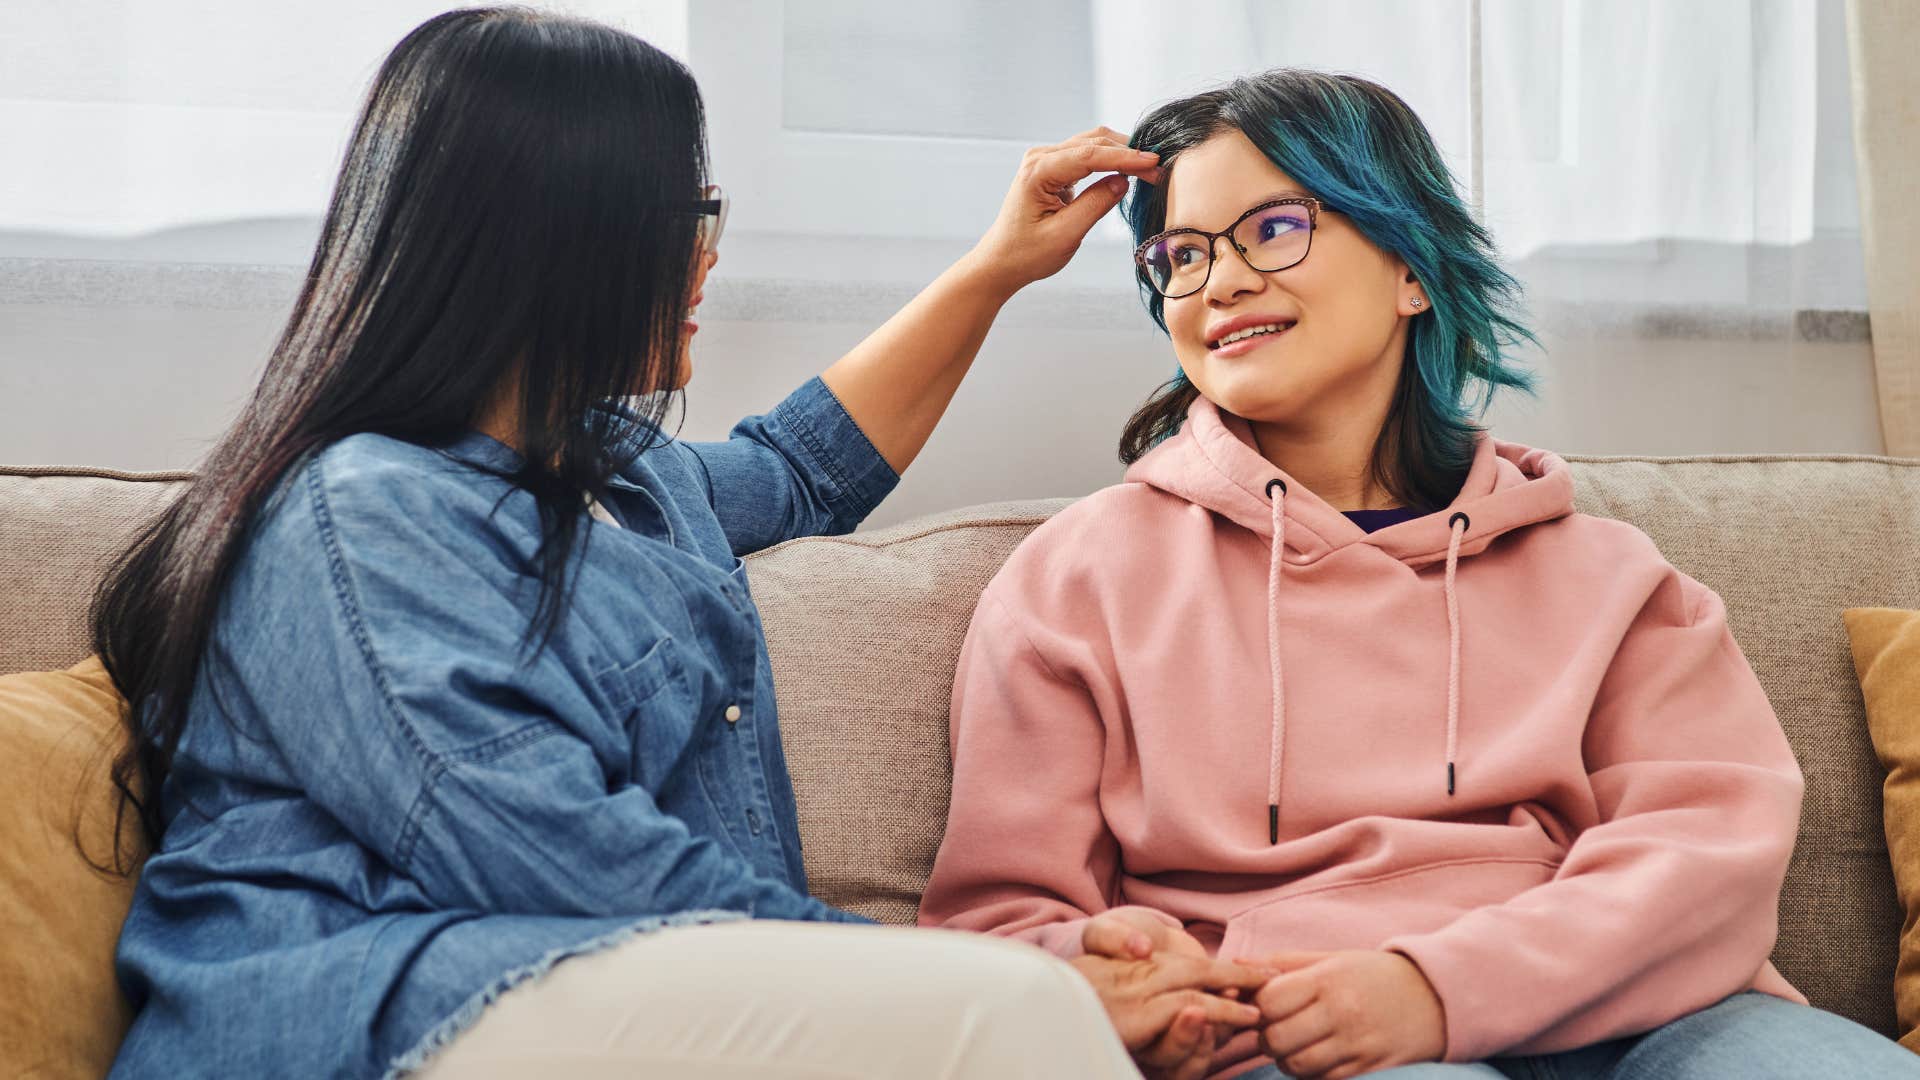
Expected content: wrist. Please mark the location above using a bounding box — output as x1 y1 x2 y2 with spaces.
954 244 1025 304
1388 951 1448 1061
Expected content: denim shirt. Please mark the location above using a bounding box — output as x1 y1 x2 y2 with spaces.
110 378 897 1079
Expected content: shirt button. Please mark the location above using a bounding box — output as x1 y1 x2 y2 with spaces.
724 704 742 723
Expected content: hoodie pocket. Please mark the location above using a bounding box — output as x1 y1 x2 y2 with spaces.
1218 854 1561 961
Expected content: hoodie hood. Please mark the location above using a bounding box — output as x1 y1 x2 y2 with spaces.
1124 394 1575 569
1125 394 1577 839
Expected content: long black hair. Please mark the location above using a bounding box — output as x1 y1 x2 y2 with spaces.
91 7 708 860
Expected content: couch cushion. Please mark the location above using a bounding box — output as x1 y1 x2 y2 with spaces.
749 454 1920 1038
749 501 1066 926
1847 607 1920 1052
0 467 192 677
0 656 146 1078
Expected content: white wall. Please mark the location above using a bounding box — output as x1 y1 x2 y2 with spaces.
0 251 1883 531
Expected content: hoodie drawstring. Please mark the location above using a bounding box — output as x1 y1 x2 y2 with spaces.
1444 512 1469 797
1262 488 1470 845
1265 479 1287 845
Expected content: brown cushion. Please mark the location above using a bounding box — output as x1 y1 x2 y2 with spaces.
1848 607 1920 1052
751 455 1920 1039
0 656 145 1077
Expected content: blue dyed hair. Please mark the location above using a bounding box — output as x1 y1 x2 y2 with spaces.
1118 69 1536 511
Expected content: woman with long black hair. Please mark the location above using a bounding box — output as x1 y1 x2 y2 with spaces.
93 9 1267 1078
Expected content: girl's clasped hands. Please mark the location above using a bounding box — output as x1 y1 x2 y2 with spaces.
1076 910 1448 1080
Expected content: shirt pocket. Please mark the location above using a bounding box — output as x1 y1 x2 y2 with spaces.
605 638 696 789
611 637 687 710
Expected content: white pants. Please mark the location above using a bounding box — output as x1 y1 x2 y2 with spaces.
417 921 1143 1079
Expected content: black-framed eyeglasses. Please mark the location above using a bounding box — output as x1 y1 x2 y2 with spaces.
1134 197 1333 299
692 185 728 253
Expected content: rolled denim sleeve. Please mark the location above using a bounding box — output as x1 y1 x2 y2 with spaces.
679 377 899 555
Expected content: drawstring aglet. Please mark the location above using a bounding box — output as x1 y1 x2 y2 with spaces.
1268 804 1279 845
1447 761 1456 796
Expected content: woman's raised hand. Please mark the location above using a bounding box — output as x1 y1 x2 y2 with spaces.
964 127 1162 296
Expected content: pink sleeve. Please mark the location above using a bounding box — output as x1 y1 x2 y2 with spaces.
916 587 1176 957
1382 577 1805 1062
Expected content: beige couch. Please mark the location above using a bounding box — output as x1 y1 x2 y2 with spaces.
2 452 1916 1058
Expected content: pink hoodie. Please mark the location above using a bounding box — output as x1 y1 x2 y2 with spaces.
918 395 1805 1073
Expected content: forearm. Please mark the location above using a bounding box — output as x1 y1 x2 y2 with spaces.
818 129 1154 474
819 250 1013 474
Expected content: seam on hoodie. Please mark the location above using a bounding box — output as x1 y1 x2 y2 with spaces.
981 588 1072 686
1241 855 1564 910
1682 577 1709 626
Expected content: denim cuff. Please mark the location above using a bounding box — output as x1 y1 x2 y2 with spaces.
772 377 901 525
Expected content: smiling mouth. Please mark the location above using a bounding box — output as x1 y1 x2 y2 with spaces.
1208 321 1295 351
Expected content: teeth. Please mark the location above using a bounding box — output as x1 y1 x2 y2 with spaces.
1214 323 1288 347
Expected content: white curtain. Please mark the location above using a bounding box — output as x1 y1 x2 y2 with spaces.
0 1 685 237
1846 0 1920 456
1092 0 1830 261
3 0 1866 336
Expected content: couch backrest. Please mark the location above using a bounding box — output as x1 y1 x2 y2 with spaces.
4 455 1915 1036
0 467 192 676
748 456 1920 1039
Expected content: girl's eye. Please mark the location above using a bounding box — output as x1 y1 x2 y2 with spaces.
1255 212 1308 243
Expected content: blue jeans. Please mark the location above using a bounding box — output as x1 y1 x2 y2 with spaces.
1239 992 1920 1079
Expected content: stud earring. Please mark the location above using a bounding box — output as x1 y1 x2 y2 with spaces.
1409 298 1424 309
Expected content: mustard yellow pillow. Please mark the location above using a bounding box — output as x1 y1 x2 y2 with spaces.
0 657 146 1077
1849 607 1920 1053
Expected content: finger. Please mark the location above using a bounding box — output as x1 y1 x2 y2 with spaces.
1136 989 1262 1043
1238 951 1331 973
1058 125 1130 146
1052 174 1128 236
1059 133 1126 151
1066 136 1132 159
1082 917 1153 960
1022 128 1126 164
1135 1005 1208 1069
1261 1000 1334 1061
1145 955 1277 996
1277 1033 1355 1080
1170 1032 1217 1080
1253 970 1319 1023
1030 144 1162 189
